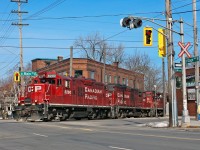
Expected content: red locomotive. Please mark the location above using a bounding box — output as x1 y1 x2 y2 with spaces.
13 71 164 121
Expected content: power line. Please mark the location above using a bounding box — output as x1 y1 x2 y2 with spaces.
172 0 191 4
1 45 181 50
0 36 149 43
171 0 200 11
25 0 67 19
172 9 200 14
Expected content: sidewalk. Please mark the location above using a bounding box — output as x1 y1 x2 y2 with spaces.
146 116 200 129
182 117 200 128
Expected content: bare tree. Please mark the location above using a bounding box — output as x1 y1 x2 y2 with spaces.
74 32 125 64
123 51 162 91
124 51 150 74
106 43 125 65
0 62 33 101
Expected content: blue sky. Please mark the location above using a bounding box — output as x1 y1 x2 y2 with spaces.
0 0 199 78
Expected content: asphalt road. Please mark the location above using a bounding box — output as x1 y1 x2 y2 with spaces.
0 118 200 150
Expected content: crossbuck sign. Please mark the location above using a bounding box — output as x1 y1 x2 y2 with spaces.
178 42 191 58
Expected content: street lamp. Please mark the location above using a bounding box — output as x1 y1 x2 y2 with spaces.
154 85 158 117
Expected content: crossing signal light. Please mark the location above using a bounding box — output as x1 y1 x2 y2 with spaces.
143 27 153 46
158 28 166 57
120 17 142 29
14 72 20 82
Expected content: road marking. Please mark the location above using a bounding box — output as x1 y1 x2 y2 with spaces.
102 130 200 141
60 126 70 129
27 122 200 141
80 128 93 131
33 133 48 137
27 123 93 132
109 146 133 150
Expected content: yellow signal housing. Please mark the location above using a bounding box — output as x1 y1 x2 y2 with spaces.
143 27 153 46
14 72 20 82
158 28 166 57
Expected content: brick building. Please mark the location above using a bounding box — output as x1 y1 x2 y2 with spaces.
176 66 200 116
32 56 144 91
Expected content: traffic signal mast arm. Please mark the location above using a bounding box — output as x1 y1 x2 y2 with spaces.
120 14 185 40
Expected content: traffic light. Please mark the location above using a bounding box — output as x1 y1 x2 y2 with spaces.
120 17 142 29
158 28 166 57
143 27 153 46
14 72 20 82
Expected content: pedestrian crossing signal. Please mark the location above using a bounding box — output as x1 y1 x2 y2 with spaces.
14 72 20 82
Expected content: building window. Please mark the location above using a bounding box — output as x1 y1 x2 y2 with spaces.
114 76 118 84
75 70 82 78
130 79 133 88
104 74 108 83
118 76 120 84
122 78 125 85
108 75 112 83
126 78 128 86
90 71 95 79
176 76 182 89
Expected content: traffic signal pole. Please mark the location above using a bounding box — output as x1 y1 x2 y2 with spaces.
192 0 200 121
180 18 191 126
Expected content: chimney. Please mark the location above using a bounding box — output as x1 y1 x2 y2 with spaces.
57 56 63 62
112 62 119 67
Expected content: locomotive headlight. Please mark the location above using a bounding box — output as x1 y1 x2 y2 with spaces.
35 100 38 103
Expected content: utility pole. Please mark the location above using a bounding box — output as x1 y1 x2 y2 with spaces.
162 58 166 117
180 18 190 126
165 0 173 127
165 0 178 127
192 0 200 121
11 0 28 97
103 44 106 84
154 85 158 117
70 46 73 76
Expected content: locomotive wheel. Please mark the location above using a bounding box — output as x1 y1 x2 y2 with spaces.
88 113 96 120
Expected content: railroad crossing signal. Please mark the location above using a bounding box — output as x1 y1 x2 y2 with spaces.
178 42 191 58
120 17 142 29
14 72 20 82
143 27 153 46
158 28 166 57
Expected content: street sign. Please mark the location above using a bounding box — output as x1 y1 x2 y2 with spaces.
175 63 182 67
186 56 199 63
20 71 38 76
178 42 191 58
174 68 182 72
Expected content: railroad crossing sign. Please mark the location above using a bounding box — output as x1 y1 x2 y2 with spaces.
178 42 191 58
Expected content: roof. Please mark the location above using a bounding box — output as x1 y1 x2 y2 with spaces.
31 58 57 62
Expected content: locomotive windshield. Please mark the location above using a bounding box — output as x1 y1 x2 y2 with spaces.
40 78 55 84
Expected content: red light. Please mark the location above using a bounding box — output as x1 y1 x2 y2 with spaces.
146 30 152 36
